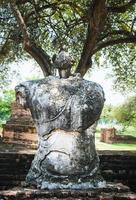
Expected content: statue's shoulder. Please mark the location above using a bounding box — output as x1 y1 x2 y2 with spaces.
16 76 59 88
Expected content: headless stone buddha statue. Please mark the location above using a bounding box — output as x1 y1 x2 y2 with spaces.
15 67 105 189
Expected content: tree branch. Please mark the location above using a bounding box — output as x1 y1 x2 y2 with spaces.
10 1 30 43
25 1 85 23
0 31 11 52
108 0 136 13
10 0 52 76
75 0 107 76
131 17 136 32
16 0 30 5
93 36 136 54
99 30 132 41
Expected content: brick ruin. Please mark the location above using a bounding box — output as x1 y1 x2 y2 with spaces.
101 128 136 144
0 151 136 199
101 128 116 144
2 102 38 147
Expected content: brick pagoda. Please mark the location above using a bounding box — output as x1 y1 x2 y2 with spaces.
2 102 38 147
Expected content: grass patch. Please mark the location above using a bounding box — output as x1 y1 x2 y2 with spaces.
96 139 136 151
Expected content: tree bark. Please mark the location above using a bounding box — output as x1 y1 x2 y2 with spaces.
108 0 136 13
75 0 107 76
10 1 52 77
24 43 52 77
93 36 136 54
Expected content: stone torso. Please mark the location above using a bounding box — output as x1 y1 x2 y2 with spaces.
18 76 104 134
15 75 105 189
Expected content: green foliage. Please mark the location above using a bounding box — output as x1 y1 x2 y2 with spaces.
100 100 136 136
0 0 136 91
99 104 117 129
102 44 136 92
101 104 114 121
0 90 15 125
113 96 136 128
0 64 20 89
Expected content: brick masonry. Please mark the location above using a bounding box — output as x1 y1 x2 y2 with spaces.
0 151 136 193
0 151 136 199
2 102 38 146
101 128 136 144
0 183 135 200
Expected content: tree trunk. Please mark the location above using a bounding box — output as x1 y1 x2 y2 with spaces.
77 56 92 77
10 1 52 77
24 42 52 77
75 0 107 76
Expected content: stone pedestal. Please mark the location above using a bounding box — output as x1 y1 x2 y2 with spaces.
2 102 37 147
15 75 105 189
0 183 135 200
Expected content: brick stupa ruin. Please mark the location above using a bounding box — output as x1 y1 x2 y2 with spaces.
2 102 38 147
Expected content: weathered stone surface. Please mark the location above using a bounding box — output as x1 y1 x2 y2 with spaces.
53 48 73 78
0 183 135 200
15 75 105 189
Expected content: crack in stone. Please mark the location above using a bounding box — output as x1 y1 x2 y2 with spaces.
34 96 72 124
39 150 70 178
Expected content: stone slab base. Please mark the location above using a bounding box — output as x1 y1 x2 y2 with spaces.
0 183 136 200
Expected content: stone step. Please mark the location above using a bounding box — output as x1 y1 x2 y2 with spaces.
3 124 35 130
0 184 135 200
0 175 25 181
102 164 136 169
102 173 136 181
101 157 136 162
0 169 28 174
0 152 136 193
0 180 21 186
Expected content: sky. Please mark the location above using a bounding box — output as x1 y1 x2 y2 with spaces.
85 68 126 105
8 60 129 106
